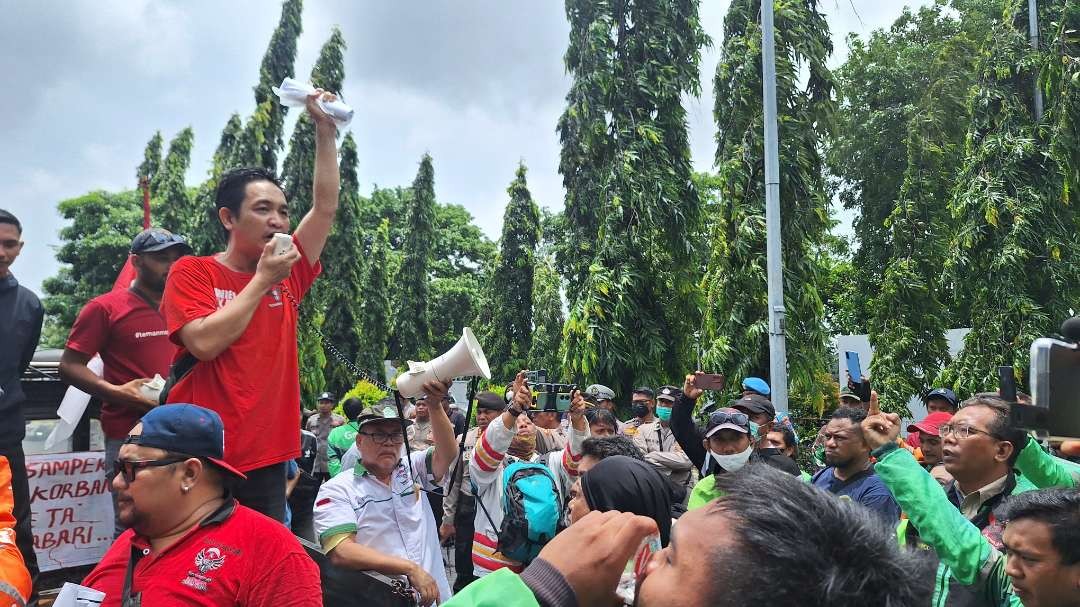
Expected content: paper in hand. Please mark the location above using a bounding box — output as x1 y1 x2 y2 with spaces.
272 77 353 127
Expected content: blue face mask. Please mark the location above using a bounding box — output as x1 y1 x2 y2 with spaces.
749 420 760 439
655 405 672 422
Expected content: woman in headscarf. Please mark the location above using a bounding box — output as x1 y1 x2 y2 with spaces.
567 455 673 546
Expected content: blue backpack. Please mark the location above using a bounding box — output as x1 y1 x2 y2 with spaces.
476 460 561 564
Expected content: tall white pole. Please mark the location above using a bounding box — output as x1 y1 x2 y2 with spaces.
1028 0 1043 120
761 0 789 412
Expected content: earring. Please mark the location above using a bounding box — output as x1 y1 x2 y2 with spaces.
181 485 190 493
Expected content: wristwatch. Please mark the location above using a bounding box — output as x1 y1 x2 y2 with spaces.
507 405 524 417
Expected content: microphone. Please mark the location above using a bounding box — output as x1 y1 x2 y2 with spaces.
1061 317 1080 343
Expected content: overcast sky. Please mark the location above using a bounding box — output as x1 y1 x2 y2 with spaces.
2 1 930 297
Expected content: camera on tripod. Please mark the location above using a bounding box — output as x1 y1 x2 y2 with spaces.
525 369 576 413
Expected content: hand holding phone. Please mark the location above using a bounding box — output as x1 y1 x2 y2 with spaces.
692 373 725 391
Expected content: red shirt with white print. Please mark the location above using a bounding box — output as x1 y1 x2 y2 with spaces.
161 237 321 472
66 288 172 439
83 500 320 606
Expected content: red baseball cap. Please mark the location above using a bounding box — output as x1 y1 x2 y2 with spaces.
907 411 953 436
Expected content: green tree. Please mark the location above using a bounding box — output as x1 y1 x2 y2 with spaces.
187 113 242 255
277 28 345 404
150 128 195 235
483 163 541 379
865 16 983 412
701 0 834 412
136 131 163 185
281 28 345 227
940 0 1080 396
321 133 365 393
390 154 437 363
529 257 565 379
356 219 392 382
558 0 709 400
233 0 303 170
40 191 144 346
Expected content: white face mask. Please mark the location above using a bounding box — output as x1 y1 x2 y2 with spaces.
711 444 754 472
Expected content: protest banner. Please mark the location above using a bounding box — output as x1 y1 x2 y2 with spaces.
25 452 113 571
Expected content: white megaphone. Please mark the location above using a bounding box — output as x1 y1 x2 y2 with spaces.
395 327 491 398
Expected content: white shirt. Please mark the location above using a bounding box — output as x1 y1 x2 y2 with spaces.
314 448 451 604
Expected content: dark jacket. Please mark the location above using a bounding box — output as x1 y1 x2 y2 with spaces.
0 275 43 446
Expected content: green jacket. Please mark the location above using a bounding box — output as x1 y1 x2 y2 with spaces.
444 569 539 607
1014 438 1080 489
326 421 359 477
687 474 721 510
873 443 1021 607
689 469 813 511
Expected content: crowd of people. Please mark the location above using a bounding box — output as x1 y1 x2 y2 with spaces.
1 89 1079 607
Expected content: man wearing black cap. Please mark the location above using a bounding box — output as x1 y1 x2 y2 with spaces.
621 387 657 438
672 374 798 478
442 392 507 591
60 227 193 537
82 403 320 606
305 391 344 483
632 386 695 501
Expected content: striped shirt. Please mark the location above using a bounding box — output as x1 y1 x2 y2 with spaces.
469 416 587 576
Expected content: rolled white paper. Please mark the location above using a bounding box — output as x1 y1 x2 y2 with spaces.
271 77 354 127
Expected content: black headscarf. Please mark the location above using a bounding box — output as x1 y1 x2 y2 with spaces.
579 455 673 546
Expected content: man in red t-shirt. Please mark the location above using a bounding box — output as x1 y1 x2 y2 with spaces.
61 227 192 536
83 403 320 606
161 90 341 522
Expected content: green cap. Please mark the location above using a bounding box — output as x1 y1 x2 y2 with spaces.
356 398 413 430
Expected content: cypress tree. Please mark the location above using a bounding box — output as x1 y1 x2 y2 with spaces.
700 0 834 411
188 113 242 254
278 28 345 405
150 128 195 235
483 163 541 379
136 131 163 186
281 27 345 226
322 133 366 392
391 154 436 363
529 257 565 379
357 218 392 382
558 0 709 398
233 0 303 170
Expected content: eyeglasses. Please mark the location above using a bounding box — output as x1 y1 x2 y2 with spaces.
113 458 187 484
938 423 995 440
708 410 749 428
358 431 406 445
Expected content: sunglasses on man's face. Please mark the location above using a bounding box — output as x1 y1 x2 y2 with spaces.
113 457 187 484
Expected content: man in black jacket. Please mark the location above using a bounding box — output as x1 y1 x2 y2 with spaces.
670 372 798 477
0 209 43 590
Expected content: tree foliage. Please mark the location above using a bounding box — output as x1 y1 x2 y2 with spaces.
278 28 345 405
390 154 437 363
851 5 984 412
136 131 163 185
939 0 1080 396
482 163 541 379
40 191 144 346
150 128 195 236
186 113 242 255
356 218 393 383
701 0 834 412
558 0 709 401
322 132 365 393
529 256 565 379
234 0 303 170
